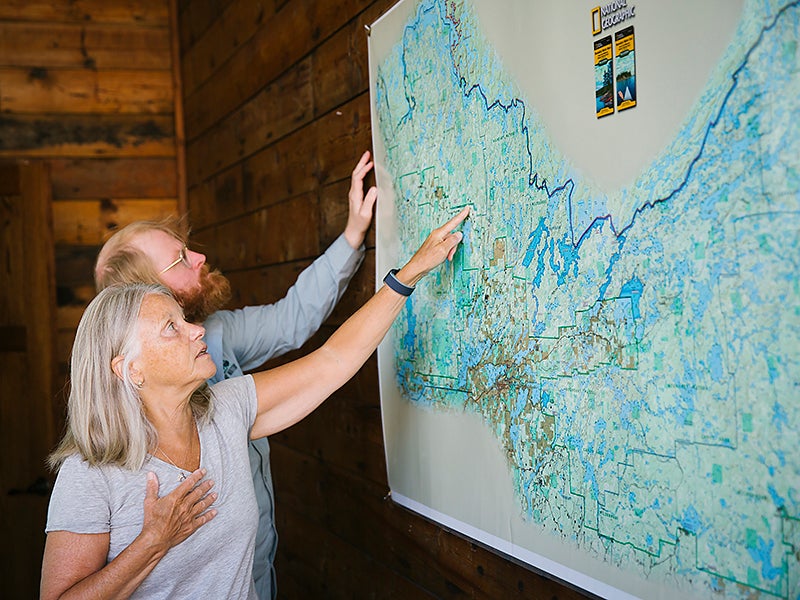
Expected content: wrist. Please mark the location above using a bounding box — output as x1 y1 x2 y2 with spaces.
343 225 364 250
394 265 423 288
384 269 415 296
136 526 170 559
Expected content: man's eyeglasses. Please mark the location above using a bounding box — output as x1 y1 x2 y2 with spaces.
160 245 191 274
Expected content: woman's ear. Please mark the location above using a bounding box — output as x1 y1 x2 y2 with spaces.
111 355 128 383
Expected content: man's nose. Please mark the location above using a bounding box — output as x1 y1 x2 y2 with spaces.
187 249 206 269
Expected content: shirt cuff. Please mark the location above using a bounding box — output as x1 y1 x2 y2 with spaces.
328 233 365 275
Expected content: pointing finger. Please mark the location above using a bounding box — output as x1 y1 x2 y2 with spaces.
437 206 470 234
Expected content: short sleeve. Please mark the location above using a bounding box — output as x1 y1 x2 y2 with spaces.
46 455 112 534
209 375 258 433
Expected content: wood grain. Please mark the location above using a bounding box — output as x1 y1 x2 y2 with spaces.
53 198 178 245
50 157 177 199
0 22 170 70
0 114 175 157
0 68 173 114
183 0 372 139
0 0 169 25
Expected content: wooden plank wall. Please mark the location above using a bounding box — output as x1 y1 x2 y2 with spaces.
177 1 588 597
0 162 57 597
0 0 182 410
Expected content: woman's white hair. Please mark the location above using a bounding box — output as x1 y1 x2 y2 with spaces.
49 282 213 471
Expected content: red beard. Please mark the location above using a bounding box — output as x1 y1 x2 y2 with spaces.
175 265 232 323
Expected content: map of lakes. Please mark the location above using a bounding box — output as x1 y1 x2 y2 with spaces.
371 0 800 597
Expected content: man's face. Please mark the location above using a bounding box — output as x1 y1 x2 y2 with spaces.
130 230 232 323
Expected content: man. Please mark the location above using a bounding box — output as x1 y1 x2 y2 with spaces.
94 151 378 600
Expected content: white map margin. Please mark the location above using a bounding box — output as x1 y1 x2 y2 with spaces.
391 491 638 600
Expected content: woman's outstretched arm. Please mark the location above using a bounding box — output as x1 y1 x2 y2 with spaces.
249 206 470 439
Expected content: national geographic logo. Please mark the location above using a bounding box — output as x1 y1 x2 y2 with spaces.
592 0 636 35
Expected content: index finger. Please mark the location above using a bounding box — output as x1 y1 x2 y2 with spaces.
173 468 207 494
436 205 471 234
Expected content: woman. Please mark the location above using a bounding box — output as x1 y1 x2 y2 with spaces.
41 207 469 599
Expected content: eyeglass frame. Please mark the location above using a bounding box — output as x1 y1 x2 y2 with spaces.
159 244 191 274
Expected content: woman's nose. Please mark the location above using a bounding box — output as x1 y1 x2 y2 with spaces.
190 322 206 339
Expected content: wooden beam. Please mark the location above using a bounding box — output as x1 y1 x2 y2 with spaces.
0 68 173 115
271 443 592 600
55 244 100 288
0 326 26 352
233 92 371 216
311 8 375 119
51 158 177 199
178 0 238 54
0 0 169 26
194 191 319 272
185 58 313 188
181 0 275 97
0 114 175 157
0 22 170 70
277 503 437 599
53 198 178 245
187 165 243 230
0 162 21 194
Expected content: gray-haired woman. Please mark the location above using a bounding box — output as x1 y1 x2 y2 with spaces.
40 207 469 600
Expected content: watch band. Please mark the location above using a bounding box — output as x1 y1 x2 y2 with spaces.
383 268 415 296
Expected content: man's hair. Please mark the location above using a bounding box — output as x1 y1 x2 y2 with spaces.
94 217 232 323
49 283 214 471
95 218 187 292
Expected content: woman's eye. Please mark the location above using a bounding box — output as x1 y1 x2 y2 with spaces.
167 322 176 332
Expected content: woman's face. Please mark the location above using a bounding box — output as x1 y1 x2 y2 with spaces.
133 293 216 390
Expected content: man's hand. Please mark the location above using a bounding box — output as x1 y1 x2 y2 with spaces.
343 151 378 249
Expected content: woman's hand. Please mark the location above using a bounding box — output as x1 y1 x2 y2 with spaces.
40 469 217 600
139 469 217 552
395 206 471 287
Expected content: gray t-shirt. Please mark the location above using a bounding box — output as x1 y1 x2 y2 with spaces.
46 376 259 599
